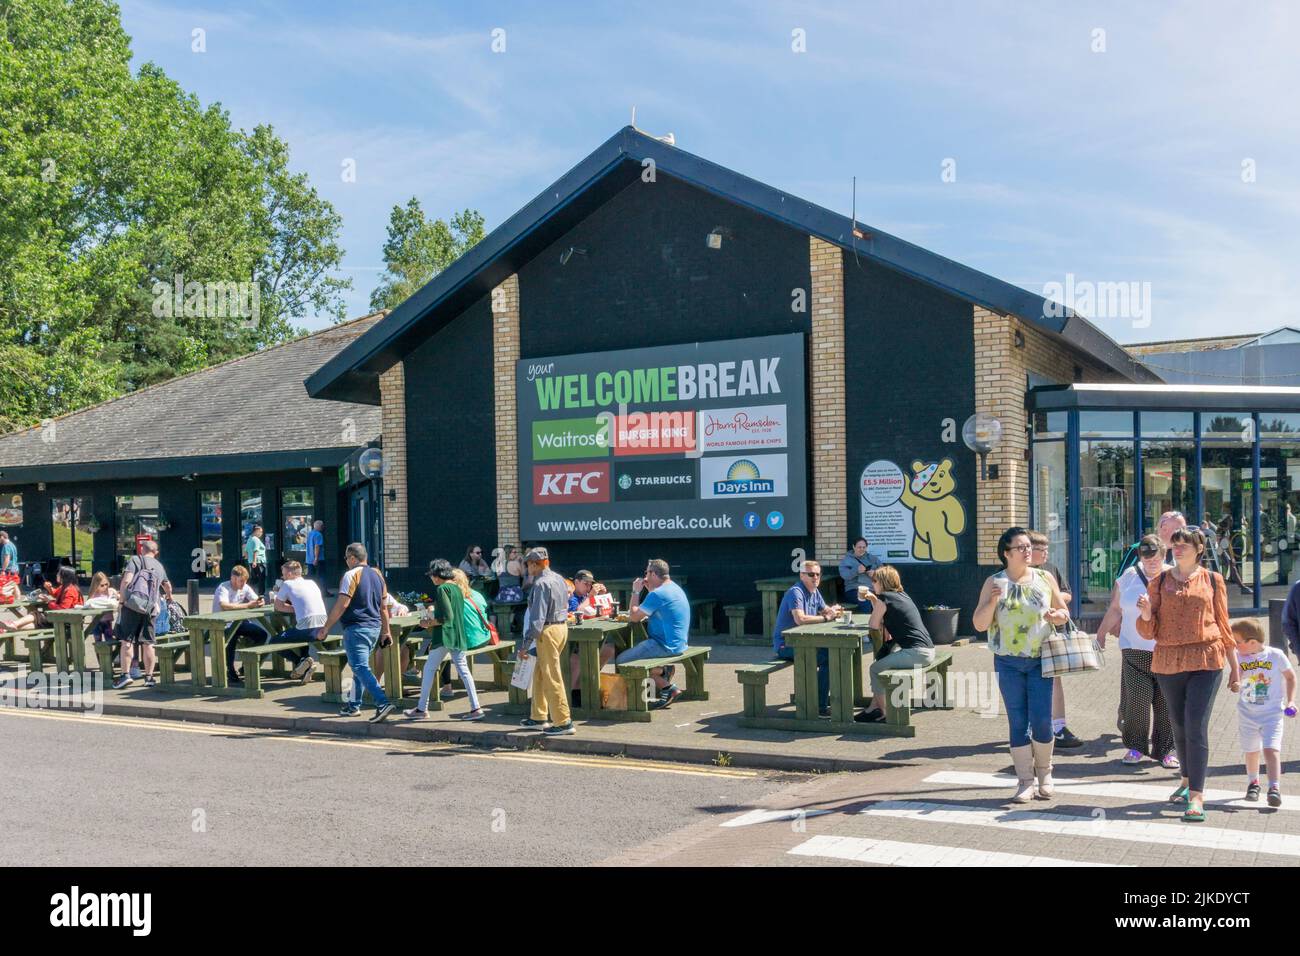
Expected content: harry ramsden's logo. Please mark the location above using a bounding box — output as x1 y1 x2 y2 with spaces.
702 410 780 437
50 886 152 936
712 459 775 496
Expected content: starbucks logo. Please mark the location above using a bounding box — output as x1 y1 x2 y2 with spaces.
618 473 632 490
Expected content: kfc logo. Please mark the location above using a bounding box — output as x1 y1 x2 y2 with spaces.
532 463 610 505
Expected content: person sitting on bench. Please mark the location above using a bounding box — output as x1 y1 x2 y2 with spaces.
272 560 328 684
2 565 82 631
855 564 935 723
600 558 689 709
772 560 843 718
215 565 274 687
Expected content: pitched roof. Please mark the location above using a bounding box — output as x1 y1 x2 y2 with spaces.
1124 333 1259 354
0 313 386 483
306 126 1158 404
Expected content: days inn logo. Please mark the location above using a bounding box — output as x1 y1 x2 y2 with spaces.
712 459 775 496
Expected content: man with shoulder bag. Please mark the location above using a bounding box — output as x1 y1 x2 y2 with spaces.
114 540 168 689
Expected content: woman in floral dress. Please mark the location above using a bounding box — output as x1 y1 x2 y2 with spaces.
973 527 1072 803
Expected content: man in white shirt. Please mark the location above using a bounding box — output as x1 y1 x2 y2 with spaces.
273 560 329 684
215 564 274 686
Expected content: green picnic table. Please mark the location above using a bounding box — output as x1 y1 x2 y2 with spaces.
184 607 290 696
754 577 840 641
43 607 106 674
563 619 636 719
735 620 906 736
0 598 39 662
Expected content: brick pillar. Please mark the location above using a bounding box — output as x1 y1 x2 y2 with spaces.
972 307 1029 564
493 275 521 550
809 237 847 563
378 361 409 567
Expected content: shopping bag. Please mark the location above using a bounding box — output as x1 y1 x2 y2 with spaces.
510 653 536 691
1040 620 1104 677
599 672 628 710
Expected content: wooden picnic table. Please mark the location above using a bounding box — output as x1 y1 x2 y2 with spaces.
184 606 290 696
0 599 39 662
754 576 840 642
564 619 633 718
43 607 106 674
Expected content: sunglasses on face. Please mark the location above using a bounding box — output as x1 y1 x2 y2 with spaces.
802 571 822 578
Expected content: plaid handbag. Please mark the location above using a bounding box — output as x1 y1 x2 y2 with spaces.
1039 619 1104 677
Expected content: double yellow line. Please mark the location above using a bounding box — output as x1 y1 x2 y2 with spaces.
0 707 758 779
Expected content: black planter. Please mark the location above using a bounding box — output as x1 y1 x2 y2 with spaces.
923 607 960 645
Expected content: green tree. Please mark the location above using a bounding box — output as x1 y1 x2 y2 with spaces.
0 0 351 432
369 200 484 311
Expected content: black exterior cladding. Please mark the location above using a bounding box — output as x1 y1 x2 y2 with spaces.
399 173 989 630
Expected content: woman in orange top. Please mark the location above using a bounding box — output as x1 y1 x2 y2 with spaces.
1137 526 1240 822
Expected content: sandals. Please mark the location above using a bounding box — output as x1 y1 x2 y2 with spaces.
1169 784 1190 805
1183 801 1206 823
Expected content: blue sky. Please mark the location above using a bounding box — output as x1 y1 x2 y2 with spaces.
118 0 1300 345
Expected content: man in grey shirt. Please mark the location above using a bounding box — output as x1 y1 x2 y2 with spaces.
519 547 574 735
839 537 880 609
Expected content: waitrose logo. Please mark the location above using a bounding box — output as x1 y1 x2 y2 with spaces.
531 417 610 460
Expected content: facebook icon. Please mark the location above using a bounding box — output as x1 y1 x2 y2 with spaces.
743 512 760 531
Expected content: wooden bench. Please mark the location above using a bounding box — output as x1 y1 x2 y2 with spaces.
21 629 56 671
1 629 27 663
154 640 194 692
237 636 341 699
688 598 716 636
410 639 516 711
735 658 793 717
609 645 710 721
724 602 759 640
874 650 954 729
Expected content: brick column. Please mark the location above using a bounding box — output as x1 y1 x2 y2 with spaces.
378 361 409 567
972 307 1027 564
809 237 847 563
493 275 521 549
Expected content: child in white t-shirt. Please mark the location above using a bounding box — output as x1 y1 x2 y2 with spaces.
1232 619 1296 807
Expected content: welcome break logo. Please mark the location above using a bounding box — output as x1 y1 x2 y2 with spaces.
699 454 788 499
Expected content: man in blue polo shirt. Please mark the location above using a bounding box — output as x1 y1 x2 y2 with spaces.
0 531 17 578
773 560 843 717
600 558 690 709
316 541 394 722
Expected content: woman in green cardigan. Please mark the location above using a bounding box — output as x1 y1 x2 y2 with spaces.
404 559 486 721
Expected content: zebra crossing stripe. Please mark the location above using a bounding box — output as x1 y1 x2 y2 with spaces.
722 808 832 828
923 771 1298 812
859 800 1300 858
788 834 1127 867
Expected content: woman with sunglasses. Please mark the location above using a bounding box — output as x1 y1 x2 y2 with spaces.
1136 526 1241 822
459 545 492 579
1097 534 1178 769
972 527 1071 803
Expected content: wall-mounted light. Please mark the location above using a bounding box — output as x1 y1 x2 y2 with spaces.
385 489 397 502
1013 329 1025 349
310 466 322 473
37 481 45 491
559 246 588 265
706 226 735 249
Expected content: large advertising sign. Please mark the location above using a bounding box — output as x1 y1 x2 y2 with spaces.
518 334 807 540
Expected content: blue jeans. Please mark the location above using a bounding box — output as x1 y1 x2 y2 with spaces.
344 624 388 708
994 654 1053 747
776 645 830 711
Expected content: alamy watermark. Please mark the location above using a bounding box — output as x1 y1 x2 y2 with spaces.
151 274 260 328
1 667 104 714
1042 273 1151 328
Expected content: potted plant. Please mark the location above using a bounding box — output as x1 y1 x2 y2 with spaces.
155 513 172 532
85 517 102 534
922 603 960 645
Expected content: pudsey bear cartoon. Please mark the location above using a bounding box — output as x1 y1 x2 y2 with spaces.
899 458 966 563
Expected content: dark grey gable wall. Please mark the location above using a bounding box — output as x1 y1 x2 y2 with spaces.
843 255 985 631
402 296 498 577
515 173 815 608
